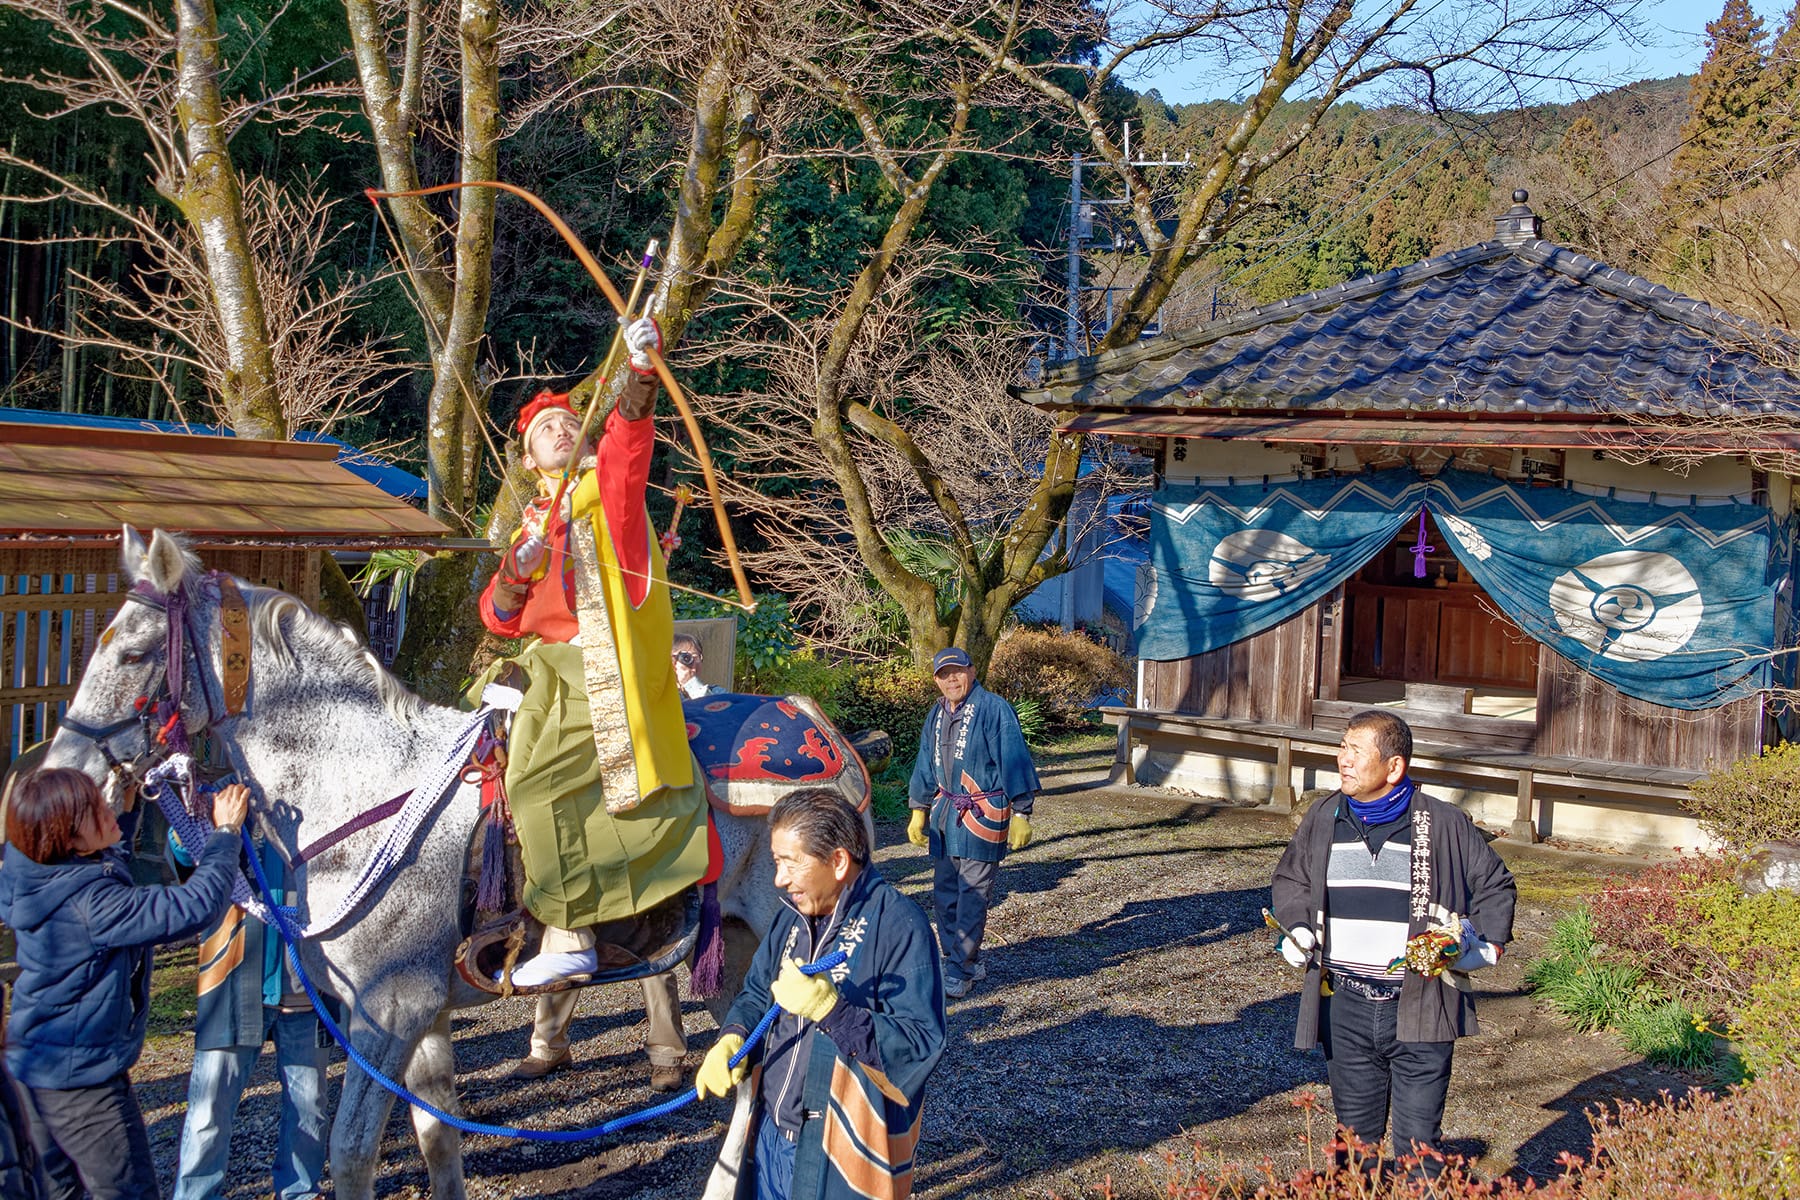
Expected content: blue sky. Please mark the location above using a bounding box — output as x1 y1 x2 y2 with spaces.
1118 0 1786 106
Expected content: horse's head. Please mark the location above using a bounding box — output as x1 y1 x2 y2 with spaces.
44 526 217 792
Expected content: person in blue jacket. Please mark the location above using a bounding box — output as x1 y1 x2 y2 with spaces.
0 767 246 1200
905 647 1041 999
698 787 945 1200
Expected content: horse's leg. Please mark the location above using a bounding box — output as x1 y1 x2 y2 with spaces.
405 1008 467 1200
328 973 448 1200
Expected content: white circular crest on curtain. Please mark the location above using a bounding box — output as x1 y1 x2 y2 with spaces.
1133 560 1158 629
1548 550 1705 662
1209 529 1333 603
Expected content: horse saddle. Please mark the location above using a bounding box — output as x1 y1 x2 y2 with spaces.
450 672 704 997
454 886 702 998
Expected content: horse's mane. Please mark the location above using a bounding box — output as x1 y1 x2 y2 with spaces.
244 585 426 726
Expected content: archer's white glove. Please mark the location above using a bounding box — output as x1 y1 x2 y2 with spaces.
1278 924 1315 969
513 533 546 575
624 316 661 372
1454 918 1502 972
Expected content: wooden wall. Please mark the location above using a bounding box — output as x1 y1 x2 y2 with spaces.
1 546 321 770
1343 584 1537 690
1140 605 1319 725
1536 645 1762 770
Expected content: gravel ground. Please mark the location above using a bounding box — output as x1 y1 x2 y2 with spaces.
128 743 1694 1198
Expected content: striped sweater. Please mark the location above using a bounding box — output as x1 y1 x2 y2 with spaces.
1323 811 1413 994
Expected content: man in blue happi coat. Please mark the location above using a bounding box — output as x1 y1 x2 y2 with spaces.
905 647 1040 999
698 787 944 1200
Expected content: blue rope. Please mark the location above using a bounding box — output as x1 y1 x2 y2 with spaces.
241 829 845 1141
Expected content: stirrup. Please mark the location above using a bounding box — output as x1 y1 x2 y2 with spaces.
454 887 703 997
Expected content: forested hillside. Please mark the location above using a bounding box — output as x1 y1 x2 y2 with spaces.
0 0 1793 666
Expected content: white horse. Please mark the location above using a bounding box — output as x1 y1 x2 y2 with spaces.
42 528 852 1200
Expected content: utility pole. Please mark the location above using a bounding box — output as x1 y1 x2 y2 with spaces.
1065 152 1083 360
1064 125 1192 361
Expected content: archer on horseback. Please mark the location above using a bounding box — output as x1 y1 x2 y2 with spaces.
475 314 713 996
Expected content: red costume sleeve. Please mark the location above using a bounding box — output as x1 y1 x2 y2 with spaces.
594 404 657 608
479 537 531 637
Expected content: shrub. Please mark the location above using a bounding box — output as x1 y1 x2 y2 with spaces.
1587 851 1800 1077
1618 999 1717 1071
751 652 855 714
835 660 939 765
1587 854 1741 994
1687 741 1800 851
1119 1069 1800 1198
1525 908 1646 1034
987 626 1130 729
1012 697 1049 746
673 592 798 692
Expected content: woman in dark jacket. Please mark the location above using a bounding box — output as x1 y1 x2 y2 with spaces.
0 768 246 1200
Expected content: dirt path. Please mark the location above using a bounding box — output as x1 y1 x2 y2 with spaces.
130 745 1692 1198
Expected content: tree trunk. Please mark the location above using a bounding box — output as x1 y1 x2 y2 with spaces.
392 552 495 705
170 0 284 440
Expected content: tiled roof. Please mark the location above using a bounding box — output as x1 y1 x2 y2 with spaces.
0 423 454 547
1016 237 1800 416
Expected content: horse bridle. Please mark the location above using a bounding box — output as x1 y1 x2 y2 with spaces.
58 576 245 791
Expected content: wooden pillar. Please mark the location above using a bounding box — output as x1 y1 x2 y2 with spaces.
1511 769 1539 843
1269 736 1296 813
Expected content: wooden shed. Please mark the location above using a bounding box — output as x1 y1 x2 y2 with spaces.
1014 196 1800 851
0 422 454 768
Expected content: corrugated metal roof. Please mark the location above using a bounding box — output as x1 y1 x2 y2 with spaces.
0 423 454 547
0 408 427 500
1016 236 1800 417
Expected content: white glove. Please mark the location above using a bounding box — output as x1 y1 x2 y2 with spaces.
1278 924 1315 969
1454 918 1502 972
624 316 661 371
513 533 546 575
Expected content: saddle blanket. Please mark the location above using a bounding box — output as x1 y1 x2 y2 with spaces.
683 694 868 815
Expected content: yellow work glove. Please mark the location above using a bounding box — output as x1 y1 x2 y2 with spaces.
1007 813 1033 851
770 957 840 1023
695 1033 748 1099
906 808 928 848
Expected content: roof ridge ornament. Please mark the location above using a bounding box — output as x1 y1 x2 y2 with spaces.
1496 190 1542 246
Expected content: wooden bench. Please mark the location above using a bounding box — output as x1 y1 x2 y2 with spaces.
1098 706 1703 842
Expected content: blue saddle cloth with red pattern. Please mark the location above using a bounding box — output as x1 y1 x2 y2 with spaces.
683 693 850 787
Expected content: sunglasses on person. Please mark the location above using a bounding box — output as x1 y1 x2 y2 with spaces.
673 651 701 666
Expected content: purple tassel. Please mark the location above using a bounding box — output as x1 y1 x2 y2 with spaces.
690 882 724 998
476 808 509 912
1410 507 1434 579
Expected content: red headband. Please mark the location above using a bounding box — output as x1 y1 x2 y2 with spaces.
515 391 576 440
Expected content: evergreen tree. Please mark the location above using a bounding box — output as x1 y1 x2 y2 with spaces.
1662 0 1775 215
1765 1 1800 172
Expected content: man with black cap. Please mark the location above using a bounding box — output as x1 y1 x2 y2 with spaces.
906 648 1041 999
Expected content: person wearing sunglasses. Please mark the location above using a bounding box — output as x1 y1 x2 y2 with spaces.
672 634 724 700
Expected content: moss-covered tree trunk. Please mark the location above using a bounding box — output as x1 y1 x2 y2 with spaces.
169 0 283 441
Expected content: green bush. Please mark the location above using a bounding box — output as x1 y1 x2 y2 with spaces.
1012 696 1049 746
1687 741 1800 851
1525 907 1649 1035
987 626 1130 729
1590 852 1800 1078
1619 999 1718 1071
673 593 799 692
835 660 939 766
751 652 855 713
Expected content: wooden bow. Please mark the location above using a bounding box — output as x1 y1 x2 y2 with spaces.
365 181 754 612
